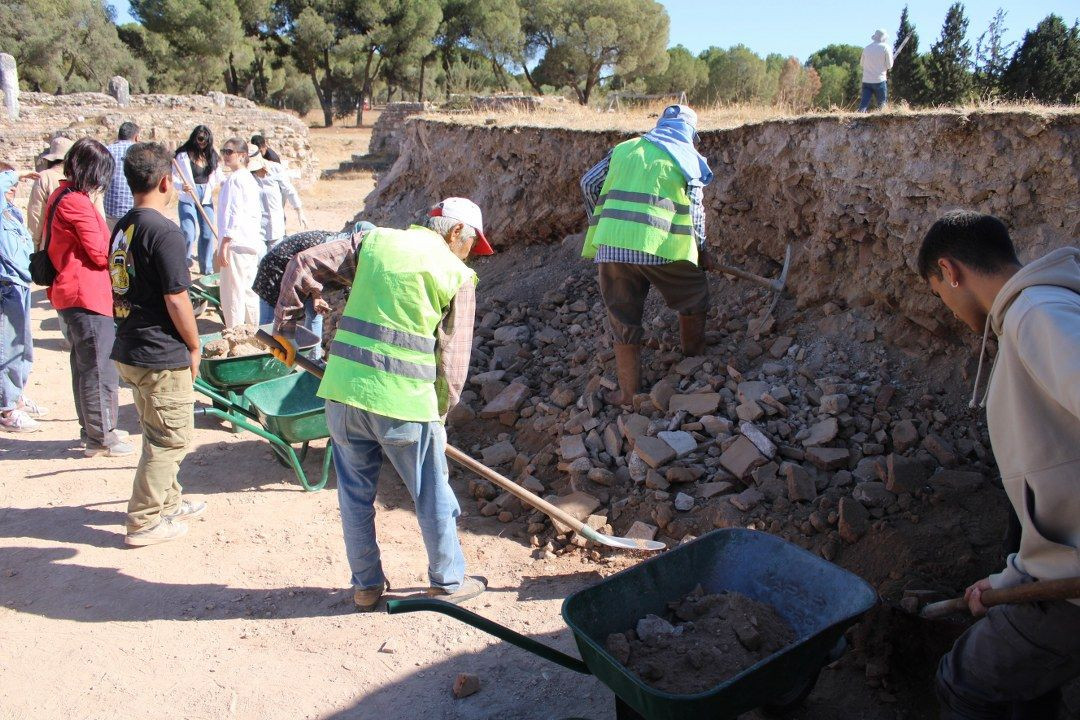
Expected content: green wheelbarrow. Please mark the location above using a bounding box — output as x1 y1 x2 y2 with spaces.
388 529 878 719
195 370 333 492
189 273 221 319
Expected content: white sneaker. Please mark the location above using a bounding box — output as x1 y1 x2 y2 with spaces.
0 410 41 433
17 397 48 417
84 440 135 457
125 517 189 547
164 500 207 521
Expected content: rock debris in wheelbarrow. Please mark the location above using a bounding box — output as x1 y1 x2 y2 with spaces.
608 585 795 695
202 324 265 358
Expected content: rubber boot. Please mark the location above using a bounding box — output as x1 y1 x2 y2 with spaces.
679 312 707 357
607 343 641 407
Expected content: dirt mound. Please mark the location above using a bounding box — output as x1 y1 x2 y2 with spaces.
611 586 795 695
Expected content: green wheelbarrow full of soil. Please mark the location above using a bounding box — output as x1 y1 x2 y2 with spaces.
387 529 878 720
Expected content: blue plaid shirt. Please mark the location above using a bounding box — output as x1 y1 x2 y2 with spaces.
580 149 706 265
103 140 136 219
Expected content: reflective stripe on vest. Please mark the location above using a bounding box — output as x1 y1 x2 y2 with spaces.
317 225 477 422
582 137 697 263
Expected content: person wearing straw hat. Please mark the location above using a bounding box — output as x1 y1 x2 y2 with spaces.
27 136 105 249
270 198 494 612
859 29 894 112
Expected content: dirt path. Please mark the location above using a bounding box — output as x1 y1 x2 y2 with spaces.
0 119 620 720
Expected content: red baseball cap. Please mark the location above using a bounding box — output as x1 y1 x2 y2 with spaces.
429 197 493 256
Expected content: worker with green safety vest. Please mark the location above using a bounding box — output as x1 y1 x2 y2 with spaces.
271 197 494 612
580 105 715 407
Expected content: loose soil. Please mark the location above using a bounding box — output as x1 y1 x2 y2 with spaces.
613 586 795 695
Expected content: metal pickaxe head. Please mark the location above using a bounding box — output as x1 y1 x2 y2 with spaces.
710 242 794 316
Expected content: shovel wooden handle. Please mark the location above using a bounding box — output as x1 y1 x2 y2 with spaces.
919 577 1080 620
171 159 220 242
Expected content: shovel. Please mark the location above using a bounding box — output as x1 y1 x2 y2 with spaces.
918 576 1080 620
255 330 666 552
709 242 793 317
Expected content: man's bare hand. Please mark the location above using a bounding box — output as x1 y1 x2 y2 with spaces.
189 348 201 381
312 298 331 316
964 577 993 617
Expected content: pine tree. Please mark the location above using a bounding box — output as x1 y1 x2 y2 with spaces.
1001 15 1080 104
973 9 1015 98
926 2 973 105
890 5 930 105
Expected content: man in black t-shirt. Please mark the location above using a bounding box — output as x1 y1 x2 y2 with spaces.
110 142 207 547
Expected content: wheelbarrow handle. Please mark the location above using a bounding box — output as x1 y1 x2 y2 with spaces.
386 598 591 675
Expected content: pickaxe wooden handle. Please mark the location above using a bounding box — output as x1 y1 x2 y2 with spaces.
708 243 793 317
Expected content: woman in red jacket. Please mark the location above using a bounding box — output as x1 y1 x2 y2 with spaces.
45 138 133 456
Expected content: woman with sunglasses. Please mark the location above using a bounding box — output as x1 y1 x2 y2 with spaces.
173 125 224 275
214 139 265 328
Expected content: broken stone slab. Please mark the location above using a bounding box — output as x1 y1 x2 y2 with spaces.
768 336 793 359
736 401 765 422
618 413 650 445
892 419 919 453
739 422 777 459
729 487 764 512
805 446 850 471
645 470 670 491
480 440 516 466
548 491 602 534
674 356 706 375
838 496 870 543
819 393 850 415
921 433 958 466
804 417 839 447
587 467 615 486
853 456 886 483
625 520 659 541
493 325 530 343
657 430 696 458
737 381 770 405
784 463 817 503
649 378 678 413
559 434 588 461
635 435 677 468
852 481 896 508
628 451 649 483
668 393 721 416
698 481 734 498
479 382 529 418
674 492 695 512
719 436 767 479
602 424 623 458
699 415 733 438
885 453 929 493
665 466 701 484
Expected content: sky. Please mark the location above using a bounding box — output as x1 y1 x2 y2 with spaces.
110 1 1080 63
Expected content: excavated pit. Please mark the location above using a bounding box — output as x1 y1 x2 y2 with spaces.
356 110 1079 716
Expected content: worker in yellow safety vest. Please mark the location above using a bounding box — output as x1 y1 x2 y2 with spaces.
271 197 494 612
580 104 715 406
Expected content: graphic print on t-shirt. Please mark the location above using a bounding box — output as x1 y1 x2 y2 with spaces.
110 224 135 318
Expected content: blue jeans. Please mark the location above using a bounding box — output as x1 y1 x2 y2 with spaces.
179 192 216 275
859 82 888 112
258 299 323 360
326 401 466 592
0 282 32 411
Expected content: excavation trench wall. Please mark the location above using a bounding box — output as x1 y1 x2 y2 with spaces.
360 110 1079 344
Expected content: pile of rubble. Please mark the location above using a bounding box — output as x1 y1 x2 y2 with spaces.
448 253 998 591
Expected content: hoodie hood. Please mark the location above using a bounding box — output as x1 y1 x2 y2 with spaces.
969 246 1080 408
989 247 1080 336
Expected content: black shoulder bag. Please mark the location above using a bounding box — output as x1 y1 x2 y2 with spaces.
29 186 74 287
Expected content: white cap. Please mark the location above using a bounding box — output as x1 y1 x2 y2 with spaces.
430 197 493 255
872 29 888 42
247 143 268 172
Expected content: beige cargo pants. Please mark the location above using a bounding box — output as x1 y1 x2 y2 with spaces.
116 363 194 532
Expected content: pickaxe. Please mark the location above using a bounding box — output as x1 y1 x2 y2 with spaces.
708 242 794 317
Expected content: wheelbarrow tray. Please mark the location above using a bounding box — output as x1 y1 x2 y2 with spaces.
199 323 320 390
242 371 329 444
193 274 221 302
561 529 877 720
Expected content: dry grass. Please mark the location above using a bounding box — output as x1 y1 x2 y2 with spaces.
422 98 1080 132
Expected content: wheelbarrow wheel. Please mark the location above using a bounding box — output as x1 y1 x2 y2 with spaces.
191 298 208 318
760 664 822 716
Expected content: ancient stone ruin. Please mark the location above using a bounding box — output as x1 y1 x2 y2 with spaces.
0 87 316 183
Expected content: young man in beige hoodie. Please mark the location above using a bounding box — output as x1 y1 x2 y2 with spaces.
917 210 1080 719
